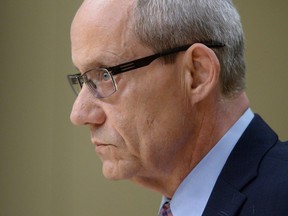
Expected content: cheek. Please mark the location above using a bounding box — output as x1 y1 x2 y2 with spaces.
130 102 191 170
107 64 192 170
104 106 144 162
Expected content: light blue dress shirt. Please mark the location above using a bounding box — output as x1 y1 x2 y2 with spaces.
159 108 254 216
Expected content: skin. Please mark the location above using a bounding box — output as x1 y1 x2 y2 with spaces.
70 0 250 198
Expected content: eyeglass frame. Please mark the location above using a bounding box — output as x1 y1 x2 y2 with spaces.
67 41 225 98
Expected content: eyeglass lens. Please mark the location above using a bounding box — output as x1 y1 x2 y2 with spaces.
68 68 117 98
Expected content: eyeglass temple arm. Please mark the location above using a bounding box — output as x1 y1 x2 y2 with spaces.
108 41 224 75
108 53 162 75
109 45 193 75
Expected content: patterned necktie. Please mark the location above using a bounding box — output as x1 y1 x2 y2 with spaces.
159 202 173 216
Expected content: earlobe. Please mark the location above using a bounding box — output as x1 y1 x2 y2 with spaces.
183 44 221 104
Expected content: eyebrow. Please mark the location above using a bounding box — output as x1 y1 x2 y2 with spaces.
73 60 106 74
73 50 125 74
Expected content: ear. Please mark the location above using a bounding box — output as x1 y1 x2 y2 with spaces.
183 43 221 104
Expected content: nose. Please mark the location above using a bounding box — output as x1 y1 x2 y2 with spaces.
70 88 106 126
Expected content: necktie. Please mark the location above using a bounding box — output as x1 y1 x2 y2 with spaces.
159 202 173 216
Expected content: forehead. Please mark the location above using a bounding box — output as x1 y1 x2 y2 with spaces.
71 0 140 70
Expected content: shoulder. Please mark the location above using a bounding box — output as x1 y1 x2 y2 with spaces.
266 140 288 161
258 140 288 180
237 115 288 214
240 141 288 215
243 115 288 189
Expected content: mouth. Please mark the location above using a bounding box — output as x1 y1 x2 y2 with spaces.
92 140 114 153
95 143 111 147
95 144 114 154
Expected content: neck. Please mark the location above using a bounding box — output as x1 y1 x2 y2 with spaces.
132 92 250 198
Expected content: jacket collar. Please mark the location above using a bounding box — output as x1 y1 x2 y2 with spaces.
202 115 278 216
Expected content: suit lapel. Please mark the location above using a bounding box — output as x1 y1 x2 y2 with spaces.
202 115 278 216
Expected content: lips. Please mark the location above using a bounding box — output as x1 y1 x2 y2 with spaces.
92 139 114 153
91 138 106 146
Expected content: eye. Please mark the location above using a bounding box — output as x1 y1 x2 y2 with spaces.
103 71 111 81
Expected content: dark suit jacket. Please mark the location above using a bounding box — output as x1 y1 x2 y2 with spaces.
203 114 288 216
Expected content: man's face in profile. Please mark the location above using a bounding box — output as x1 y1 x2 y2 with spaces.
69 0 195 186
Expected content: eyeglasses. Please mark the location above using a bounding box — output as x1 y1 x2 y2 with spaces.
67 41 225 98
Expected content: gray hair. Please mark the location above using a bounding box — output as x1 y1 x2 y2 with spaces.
133 0 246 97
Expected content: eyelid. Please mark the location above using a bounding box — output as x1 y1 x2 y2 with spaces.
98 65 110 70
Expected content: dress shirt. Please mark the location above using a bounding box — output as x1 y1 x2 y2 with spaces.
159 108 254 216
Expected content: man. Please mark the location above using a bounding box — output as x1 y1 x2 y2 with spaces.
67 0 288 215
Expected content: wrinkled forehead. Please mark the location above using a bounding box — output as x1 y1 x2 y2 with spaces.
71 0 134 42
70 0 138 69
75 1 133 25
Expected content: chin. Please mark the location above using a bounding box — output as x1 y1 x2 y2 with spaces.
101 159 141 180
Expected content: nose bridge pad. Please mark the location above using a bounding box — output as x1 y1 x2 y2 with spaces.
86 82 101 98
81 74 98 97
78 76 83 88
89 80 97 90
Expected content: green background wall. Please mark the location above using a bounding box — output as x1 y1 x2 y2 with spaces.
1 1 287 215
